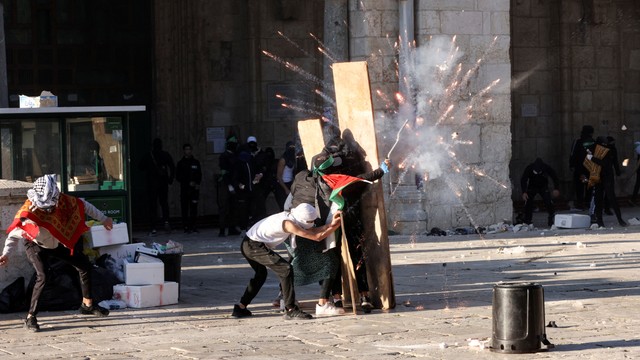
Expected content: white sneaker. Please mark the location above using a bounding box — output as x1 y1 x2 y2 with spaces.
315 302 345 316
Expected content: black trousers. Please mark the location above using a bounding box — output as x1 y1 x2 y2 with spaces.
218 184 238 232
523 187 555 225
25 240 92 316
148 182 170 230
180 186 199 229
594 179 623 225
239 236 296 309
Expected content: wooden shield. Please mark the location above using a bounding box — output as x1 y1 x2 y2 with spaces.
332 61 396 310
297 119 324 170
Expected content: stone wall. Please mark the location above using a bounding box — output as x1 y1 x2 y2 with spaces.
152 0 325 219
510 0 640 200
0 180 35 292
346 0 513 233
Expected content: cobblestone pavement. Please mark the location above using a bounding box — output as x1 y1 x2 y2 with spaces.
0 208 639 359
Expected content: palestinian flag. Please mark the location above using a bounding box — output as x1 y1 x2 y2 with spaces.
321 174 372 210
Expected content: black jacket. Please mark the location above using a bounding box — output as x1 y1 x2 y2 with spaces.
176 156 202 189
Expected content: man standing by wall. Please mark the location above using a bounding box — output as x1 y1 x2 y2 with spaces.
139 138 175 236
176 143 202 233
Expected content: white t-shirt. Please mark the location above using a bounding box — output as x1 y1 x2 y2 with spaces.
282 165 294 183
246 211 294 249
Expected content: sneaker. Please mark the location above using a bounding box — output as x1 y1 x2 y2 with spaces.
284 306 313 320
316 302 345 316
80 303 109 317
24 316 39 332
360 296 373 314
618 219 628 227
333 299 343 308
232 304 252 318
272 295 283 307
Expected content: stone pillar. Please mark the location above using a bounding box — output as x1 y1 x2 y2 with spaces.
0 4 9 108
323 0 349 97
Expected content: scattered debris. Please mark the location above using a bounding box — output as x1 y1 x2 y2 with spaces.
467 338 490 349
499 246 527 254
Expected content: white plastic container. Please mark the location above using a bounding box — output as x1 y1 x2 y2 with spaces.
554 214 591 229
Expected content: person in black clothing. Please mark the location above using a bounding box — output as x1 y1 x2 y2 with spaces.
246 136 271 225
176 143 202 233
313 129 390 313
520 158 560 227
218 135 241 237
139 138 175 236
590 137 627 228
602 136 621 215
274 141 298 211
630 142 640 205
569 125 594 210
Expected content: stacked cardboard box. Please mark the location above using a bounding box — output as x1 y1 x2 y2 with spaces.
89 224 179 308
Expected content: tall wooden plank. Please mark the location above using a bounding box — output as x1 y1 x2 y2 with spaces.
332 61 396 310
297 119 324 170
340 218 360 314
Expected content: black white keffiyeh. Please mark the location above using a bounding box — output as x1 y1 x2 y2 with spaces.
27 174 60 211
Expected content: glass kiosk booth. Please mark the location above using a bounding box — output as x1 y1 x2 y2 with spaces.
0 106 145 231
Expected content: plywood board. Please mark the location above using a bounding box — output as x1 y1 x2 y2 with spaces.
332 61 396 310
297 119 324 170
340 218 359 315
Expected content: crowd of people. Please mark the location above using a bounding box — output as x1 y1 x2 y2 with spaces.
230 130 391 319
521 124 630 229
134 131 390 319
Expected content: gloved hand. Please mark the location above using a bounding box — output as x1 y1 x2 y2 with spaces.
380 159 391 174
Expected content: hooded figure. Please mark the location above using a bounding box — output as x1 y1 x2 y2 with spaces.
589 137 627 227
139 138 175 235
520 158 560 227
569 125 595 210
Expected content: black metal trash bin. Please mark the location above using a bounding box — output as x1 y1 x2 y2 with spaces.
157 253 183 298
491 282 553 353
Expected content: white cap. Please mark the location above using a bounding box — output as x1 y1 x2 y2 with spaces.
247 136 257 143
290 203 318 222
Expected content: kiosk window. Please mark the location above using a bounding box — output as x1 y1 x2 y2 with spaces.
66 116 125 191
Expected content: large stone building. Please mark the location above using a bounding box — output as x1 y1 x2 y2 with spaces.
1 0 638 233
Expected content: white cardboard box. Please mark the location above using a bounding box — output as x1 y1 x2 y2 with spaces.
86 223 129 248
554 214 591 228
124 259 164 285
18 92 58 108
113 282 178 308
99 242 145 262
